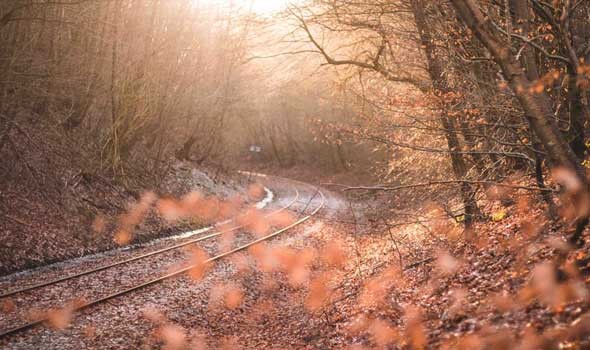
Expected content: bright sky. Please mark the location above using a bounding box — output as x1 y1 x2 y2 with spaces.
249 0 289 14
195 0 290 15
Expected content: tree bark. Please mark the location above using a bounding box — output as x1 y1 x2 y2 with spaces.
567 66 588 160
509 0 557 216
63 3 108 130
109 1 121 172
411 0 482 227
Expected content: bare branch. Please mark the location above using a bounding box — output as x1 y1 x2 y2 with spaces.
323 180 556 193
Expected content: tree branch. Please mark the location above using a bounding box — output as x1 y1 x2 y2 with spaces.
322 180 556 193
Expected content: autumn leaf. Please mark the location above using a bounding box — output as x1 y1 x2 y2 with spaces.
187 247 210 281
369 319 398 347
1 298 16 314
305 274 330 312
435 250 460 275
223 284 244 310
46 306 73 330
159 324 187 350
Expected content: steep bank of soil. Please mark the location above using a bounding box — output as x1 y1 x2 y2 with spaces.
0 118 249 274
0 160 247 275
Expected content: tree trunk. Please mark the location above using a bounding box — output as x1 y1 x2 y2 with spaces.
411 0 482 227
269 127 284 168
567 66 588 160
509 0 557 215
63 4 109 130
109 1 121 172
458 118 489 180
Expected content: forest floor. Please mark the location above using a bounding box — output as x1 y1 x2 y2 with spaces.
2 160 590 348
170 174 589 350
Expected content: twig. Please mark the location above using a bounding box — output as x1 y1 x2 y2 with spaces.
5 215 34 228
329 257 435 306
490 20 570 64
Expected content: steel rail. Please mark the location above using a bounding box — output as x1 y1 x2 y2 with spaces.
0 185 299 299
0 183 325 339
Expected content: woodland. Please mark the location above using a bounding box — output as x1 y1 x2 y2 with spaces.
1 0 590 349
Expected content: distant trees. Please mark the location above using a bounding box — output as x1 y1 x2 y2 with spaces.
1 0 256 177
0 0 378 184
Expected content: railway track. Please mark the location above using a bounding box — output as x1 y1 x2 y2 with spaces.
0 176 325 339
0 184 298 299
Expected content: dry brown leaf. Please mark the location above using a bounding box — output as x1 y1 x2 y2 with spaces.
159 324 187 350
46 306 73 330
1 298 16 314
187 247 210 281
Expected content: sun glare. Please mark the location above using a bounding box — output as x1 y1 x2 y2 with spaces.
250 0 289 14
194 0 289 15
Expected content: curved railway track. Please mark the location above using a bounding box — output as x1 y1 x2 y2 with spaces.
0 175 325 339
0 184 299 299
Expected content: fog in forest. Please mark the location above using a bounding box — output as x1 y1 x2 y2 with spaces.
2 0 590 349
